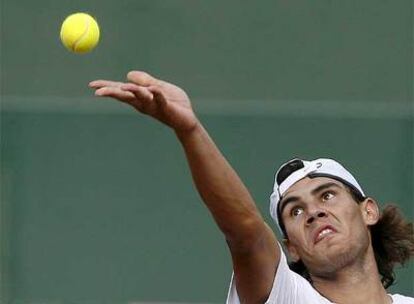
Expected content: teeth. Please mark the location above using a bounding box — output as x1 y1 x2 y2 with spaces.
318 228 333 239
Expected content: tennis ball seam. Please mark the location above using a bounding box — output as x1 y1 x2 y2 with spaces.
60 12 100 54
72 15 90 52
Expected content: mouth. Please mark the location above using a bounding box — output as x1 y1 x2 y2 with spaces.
313 225 337 244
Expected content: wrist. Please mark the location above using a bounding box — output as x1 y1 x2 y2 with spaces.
174 120 204 143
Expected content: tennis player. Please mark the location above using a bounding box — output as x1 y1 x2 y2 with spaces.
89 71 414 304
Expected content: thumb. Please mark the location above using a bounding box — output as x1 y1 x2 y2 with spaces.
127 71 159 87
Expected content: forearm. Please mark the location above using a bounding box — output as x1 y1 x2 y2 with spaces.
176 122 265 244
90 72 280 302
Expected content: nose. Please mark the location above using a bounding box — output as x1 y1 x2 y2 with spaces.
306 209 328 225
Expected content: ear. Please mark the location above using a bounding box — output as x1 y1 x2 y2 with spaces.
283 238 300 262
359 197 380 226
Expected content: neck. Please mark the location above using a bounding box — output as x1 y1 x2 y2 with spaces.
310 246 391 304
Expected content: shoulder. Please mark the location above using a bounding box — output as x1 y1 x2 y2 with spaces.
390 294 414 303
226 243 332 304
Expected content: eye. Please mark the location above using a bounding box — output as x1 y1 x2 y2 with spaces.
322 191 334 201
291 206 304 217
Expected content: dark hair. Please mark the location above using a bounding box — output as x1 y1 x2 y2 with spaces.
288 186 414 288
370 204 414 288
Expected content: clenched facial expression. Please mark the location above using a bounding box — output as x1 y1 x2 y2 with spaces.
280 177 376 277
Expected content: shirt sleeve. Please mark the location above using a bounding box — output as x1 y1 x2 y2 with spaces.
226 243 332 304
390 294 414 303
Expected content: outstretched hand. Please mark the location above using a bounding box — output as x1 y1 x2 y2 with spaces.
89 71 199 133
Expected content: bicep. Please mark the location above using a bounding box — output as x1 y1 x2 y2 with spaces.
227 223 280 304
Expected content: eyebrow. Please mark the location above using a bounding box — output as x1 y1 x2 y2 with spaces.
279 182 342 215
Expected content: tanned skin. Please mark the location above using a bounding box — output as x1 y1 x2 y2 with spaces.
89 71 392 304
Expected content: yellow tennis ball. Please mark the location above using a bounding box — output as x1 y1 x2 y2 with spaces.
60 13 100 54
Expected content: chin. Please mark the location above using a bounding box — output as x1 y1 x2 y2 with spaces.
311 240 368 275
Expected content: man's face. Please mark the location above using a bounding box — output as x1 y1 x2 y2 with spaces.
280 177 374 277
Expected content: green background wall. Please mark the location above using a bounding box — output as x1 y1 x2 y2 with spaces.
1 0 413 303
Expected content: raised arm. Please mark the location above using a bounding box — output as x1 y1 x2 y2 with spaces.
89 71 279 303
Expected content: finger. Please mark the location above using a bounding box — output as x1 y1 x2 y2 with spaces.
89 80 125 89
95 86 136 104
148 86 168 108
121 83 154 101
122 83 159 114
126 71 161 87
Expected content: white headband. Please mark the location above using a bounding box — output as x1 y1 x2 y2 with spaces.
270 158 365 234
